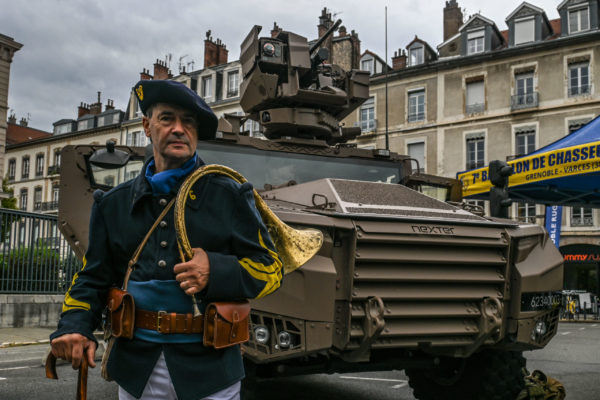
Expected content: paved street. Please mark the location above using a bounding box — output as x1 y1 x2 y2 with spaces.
0 322 597 399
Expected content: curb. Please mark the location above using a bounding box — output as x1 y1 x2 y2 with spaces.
0 338 50 349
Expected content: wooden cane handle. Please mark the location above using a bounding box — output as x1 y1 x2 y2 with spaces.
45 352 89 400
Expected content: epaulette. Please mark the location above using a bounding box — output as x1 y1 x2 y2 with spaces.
93 189 105 203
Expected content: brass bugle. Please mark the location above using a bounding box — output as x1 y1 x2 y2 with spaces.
175 164 324 275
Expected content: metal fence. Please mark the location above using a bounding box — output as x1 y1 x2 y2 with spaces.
0 208 82 293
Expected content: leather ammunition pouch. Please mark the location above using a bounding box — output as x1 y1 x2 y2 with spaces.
203 301 250 349
106 287 135 340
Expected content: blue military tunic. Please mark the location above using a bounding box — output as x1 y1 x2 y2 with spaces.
51 155 283 399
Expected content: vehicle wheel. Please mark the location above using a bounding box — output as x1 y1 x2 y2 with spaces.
406 350 525 400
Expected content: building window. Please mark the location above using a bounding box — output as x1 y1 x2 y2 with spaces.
7 158 16 181
360 97 376 132
466 80 485 114
19 188 28 210
512 72 538 109
516 202 536 223
54 123 72 135
21 156 30 179
568 62 590 96
408 89 425 122
34 187 42 211
227 71 239 97
126 131 146 146
568 118 592 133
202 76 212 99
361 59 373 74
77 119 93 131
467 29 485 55
35 153 44 177
466 135 485 170
569 6 590 34
571 207 593 226
514 17 535 45
407 142 425 173
52 185 60 204
515 128 536 157
409 46 424 66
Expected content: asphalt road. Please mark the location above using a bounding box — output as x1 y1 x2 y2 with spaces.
0 322 597 400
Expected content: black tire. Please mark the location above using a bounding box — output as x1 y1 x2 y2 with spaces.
406 350 526 400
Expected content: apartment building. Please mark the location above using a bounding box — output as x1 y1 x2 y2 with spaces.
0 33 22 182
345 0 600 294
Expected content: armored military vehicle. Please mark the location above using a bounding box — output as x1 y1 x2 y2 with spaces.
58 22 563 400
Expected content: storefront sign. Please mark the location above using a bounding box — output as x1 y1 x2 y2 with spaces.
564 253 600 262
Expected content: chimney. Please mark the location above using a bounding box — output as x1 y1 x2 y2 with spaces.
19 117 28 127
271 22 282 38
204 31 228 67
154 59 169 80
7 113 16 124
105 99 115 110
140 68 152 80
338 25 347 37
444 0 463 41
392 50 407 70
78 102 90 118
318 7 333 38
89 92 102 115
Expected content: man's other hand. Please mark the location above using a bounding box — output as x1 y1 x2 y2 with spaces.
51 333 97 369
174 247 210 295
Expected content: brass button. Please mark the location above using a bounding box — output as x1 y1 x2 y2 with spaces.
158 260 167 268
159 221 167 228
160 241 168 248
159 198 167 206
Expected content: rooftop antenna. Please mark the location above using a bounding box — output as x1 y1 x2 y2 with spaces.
179 55 188 73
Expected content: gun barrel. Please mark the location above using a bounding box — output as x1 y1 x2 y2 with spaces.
309 19 342 54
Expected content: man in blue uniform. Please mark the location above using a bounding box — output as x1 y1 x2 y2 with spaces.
50 80 283 399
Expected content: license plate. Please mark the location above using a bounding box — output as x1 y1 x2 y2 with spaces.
521 292 562 311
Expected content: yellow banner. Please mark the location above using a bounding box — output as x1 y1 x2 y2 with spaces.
458 141 600 197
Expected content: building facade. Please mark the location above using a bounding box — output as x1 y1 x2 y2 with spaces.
344 0 600 295
0 34 22 181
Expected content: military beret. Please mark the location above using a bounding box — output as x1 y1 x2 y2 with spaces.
133 80 218 140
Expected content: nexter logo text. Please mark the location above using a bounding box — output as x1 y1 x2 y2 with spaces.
411 225 454 234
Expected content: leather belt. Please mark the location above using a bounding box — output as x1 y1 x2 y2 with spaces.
135 309 204 334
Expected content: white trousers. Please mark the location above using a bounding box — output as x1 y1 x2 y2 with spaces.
118 352 241 400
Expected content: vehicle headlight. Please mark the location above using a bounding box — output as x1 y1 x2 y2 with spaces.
254 325 270 345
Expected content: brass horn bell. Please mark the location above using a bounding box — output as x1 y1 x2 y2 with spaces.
175 164 324 275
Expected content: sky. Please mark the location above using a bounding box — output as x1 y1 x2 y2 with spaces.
1 0 564 131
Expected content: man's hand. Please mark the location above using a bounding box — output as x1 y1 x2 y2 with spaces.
174 247 210 295
50 333 97 369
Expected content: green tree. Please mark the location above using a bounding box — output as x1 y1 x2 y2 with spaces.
0 175 18 241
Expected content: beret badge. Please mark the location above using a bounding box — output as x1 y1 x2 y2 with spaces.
135 84 144 101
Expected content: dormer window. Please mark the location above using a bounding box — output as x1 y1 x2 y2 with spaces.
361 59 373 74
569 5 590 33
409 46 424 66
467 29 485 54
514 17 535 45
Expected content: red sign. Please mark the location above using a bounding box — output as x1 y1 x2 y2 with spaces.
564 253 600 262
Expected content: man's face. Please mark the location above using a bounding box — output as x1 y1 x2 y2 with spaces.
142 103 198 172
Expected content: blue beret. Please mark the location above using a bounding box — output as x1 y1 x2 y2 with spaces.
133 80 218 140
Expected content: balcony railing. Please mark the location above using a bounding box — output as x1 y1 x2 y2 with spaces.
360 119 377 133
511 92 539 110
47 165 60 175
571 216 593 226
33 201 42 211
569 85 591 97
466 103 485 114
227 90 239 98
41 201 59 211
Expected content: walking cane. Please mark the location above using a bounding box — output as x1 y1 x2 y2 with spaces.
45 352 88 400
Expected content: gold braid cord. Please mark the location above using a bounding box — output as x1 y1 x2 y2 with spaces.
174 164 323 275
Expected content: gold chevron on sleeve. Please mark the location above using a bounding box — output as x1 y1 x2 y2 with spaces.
61 256 92 312
238 230 283 299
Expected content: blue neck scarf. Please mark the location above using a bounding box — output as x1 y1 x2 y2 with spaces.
145 154 198 195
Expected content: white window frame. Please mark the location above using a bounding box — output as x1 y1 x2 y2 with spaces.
202 76 212 99
570 206 594 227
35 153 44 176
8 158 16 180
361 58 374 74
227 70 239 97
467 29 485 55
514 16 535 45
409 46 424 66
359 97 376 132
515 128 536 157
515 202 537 224
568 62 590 96
465 79 485 114
20 188 28 210
407 88 425 122
22 157 30 178
568 5 590 34
406 139 426 173
464 131 486 170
